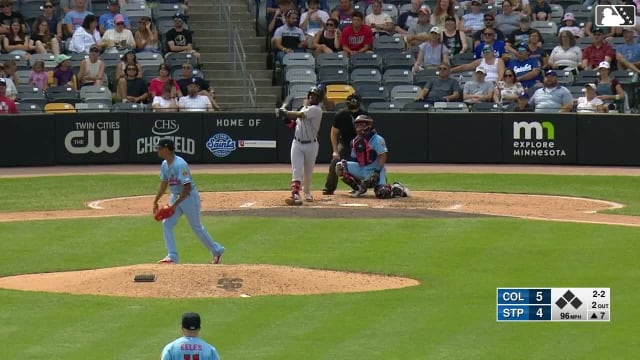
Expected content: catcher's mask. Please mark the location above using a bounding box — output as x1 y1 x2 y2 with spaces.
307 86 324 105
354 114 374 136
346 94 361 110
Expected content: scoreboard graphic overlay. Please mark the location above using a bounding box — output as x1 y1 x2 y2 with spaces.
497 288 610 322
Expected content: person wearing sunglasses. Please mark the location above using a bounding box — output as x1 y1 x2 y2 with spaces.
312 18 340 55
78 45 105 87
101 13 134 53
176 62 222 111
473 27 506 60
472 13 504 49
117 63 148 104
41 1 63 40
493 68 524 103
134 16 160 53
99 0 130 34
415 63 461 103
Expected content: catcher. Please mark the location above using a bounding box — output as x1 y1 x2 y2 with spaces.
153 138 225 264
336 115 409 198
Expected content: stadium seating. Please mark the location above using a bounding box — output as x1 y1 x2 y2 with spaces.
325 84 355 104
44 102 76 113
112 102 146 112
75 102 112 112
382 52 414 71
17 102 43 113
350 53 383 71
432 102 469 112
402 102 431 111
470 102 503 112
366 101 402 111
46 86 79 104
318 67 349 85
390 84 421 106
382 68 413 88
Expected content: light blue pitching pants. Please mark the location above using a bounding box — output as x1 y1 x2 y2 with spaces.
162 190 224 263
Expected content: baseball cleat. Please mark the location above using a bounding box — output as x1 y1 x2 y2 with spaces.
212 254 223 264
158 257 176 264
304 193 314 202
351 186 367 198
321 188 334 195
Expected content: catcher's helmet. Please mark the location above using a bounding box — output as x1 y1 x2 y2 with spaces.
346 94 361 110
354 114 374 135
354 114 373 124
307 86 324 105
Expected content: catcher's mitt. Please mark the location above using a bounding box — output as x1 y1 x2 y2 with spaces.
154 205 175 221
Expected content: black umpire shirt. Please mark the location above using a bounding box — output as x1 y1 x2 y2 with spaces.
332 108 367 150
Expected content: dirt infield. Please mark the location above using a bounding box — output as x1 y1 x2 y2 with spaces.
1 164 639 299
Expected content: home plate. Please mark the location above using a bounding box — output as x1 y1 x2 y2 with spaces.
340 203 369 207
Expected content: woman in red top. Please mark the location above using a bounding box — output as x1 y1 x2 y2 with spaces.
148 63 182 98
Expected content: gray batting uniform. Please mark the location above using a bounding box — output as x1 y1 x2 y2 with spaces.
291 104 323 195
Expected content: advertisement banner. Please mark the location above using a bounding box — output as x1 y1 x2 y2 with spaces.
0 115 56 166
128 113 203 163
55 113 128 164
429 113 502 163
202 112 278 163
503 113 577 164
577 114 640 166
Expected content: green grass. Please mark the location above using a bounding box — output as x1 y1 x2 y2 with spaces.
2 173 640 214
1 173 639 359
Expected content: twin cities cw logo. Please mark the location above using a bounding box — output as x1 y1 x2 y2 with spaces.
512 121 566 157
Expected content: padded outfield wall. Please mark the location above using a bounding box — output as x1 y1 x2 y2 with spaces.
2 112 640 166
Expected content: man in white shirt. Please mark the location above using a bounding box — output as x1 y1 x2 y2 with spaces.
300 0 329 43
178 77 213 112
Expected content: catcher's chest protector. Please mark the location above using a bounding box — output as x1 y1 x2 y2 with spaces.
353 131 377 166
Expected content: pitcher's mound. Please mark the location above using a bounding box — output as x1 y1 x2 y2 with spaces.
0 264 420 298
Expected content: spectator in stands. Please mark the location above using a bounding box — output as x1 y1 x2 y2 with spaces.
41 1 63 40
78 45 105 87
584 0 616 39
63 0 93 38
152 82 179 112
115 50 142 82
28 60 48 90
474 27 506 59
415 62 461 103
557 13 583 38
117 63 148 104
472 14 505 48
2 19 34 59
529 70 573 112
525 29 547 68
3 60 18 86
0 79 17 114
495 0 520 37
148 63 182 98
32 17 61 55
273 10 306 63
340 11 373 56
60 0 93 14
101 14 135 53
575 83 607 113
463 66 494 103
48 54 78 90
99 0 130 34
493 68 524 103
405 8 433 54
69 14 101 54
530 0 551 21
505 15 540 56
595 61 625 104
615 28 640 72
134 17 160 53
510 0 530 16
268 0 297 35
462 0 485 33
165 13 200 63
178 78 213 112
331 0 355 29
507 43 542 89
0 0 26 35
581 28 615 70
441 15 466 55
313 17 341 55
432 0 460 30
412 27 449 72
513 92 533 111
301 0 330 44
451 44 504 82
366 0 394 36
548 30 582 70
0 63 17 100
395 0 424 35
176 62 222 111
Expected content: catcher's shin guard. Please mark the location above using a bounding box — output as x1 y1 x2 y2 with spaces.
336 161 361 192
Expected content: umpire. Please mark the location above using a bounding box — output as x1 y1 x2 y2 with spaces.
322 93 367 195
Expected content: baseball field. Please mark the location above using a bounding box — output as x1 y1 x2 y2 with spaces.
1 166 639 359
